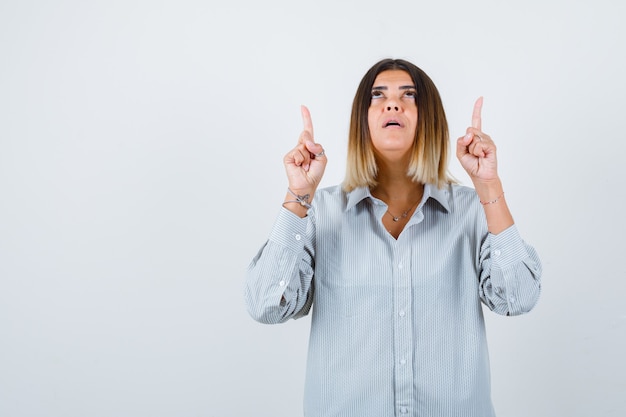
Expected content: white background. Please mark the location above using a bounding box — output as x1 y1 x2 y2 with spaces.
1 1 625 416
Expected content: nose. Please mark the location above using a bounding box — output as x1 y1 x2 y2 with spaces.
385 97 401 112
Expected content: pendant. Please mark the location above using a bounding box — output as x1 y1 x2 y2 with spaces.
387 198 419 223
390 210 408 222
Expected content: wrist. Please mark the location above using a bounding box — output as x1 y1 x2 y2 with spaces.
282 188 314 218
479 192 505 205
282 201 310 218
285 188 313 208
288 185 316 197
472 178 503 202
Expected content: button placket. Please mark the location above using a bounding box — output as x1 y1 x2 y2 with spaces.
392 245 413 415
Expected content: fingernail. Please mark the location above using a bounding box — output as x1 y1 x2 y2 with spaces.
465 133 472 141
303 164 310 171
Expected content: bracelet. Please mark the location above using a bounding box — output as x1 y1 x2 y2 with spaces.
480 192 505 205
283 188 312 209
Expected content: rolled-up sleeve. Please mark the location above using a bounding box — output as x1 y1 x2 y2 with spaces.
245 207 316 324
478 225 542 316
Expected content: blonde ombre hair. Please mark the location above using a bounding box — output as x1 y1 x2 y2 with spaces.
343 59 454 191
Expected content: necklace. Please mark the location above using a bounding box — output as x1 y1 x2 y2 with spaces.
386 199 420 222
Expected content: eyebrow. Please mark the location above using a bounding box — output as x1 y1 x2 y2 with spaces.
372 85 417 91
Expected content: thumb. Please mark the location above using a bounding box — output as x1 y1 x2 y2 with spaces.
305 140 326 158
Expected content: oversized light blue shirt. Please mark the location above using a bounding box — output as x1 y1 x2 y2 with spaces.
245 183 542 417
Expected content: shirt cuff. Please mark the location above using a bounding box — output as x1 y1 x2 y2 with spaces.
268 207 310 253
487 224 528 268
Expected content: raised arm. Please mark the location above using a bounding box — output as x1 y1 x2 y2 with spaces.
457 98 542 315
245 106 325 324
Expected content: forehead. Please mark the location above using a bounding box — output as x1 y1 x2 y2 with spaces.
373 69 414 86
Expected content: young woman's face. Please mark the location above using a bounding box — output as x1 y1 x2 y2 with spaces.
367 70 418 160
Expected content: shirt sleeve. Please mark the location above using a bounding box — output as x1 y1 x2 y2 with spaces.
244 207 316 324
478 224 542 316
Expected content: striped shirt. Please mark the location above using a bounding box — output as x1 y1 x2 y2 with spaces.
245 183 542 417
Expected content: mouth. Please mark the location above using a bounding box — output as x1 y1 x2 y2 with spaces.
383 119 403 128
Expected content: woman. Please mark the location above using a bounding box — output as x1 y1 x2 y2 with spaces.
245 58 541 417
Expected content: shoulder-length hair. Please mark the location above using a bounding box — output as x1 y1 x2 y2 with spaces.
343 58 454 191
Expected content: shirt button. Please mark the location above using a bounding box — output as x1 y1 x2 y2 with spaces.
400 407 408 414
494 249 501 257
496 287 503 295
398 263 403 269
279 280 286 287
295 234 301 241
400 359 406 365
399 310 406 317
509 296 516 303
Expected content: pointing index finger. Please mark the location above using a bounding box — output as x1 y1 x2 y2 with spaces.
301 105 314 141
472 96 483 131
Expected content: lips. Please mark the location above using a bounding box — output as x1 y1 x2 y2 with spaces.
383 118 404 128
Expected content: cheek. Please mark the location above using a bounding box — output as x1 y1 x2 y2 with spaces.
367 109 376 130
409 107 418 126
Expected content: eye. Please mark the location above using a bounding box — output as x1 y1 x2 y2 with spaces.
404 90 417 99
371 90 384 99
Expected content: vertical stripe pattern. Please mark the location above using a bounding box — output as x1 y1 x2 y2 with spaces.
245 183 542 417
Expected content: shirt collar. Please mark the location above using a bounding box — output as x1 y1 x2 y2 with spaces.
345 186 371 211
424 183 451 213
345 183 451 213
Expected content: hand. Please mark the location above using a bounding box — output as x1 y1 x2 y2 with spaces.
456 97 498 184
283 105 327 194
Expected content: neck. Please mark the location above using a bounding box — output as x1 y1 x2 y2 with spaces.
372 181 423 205
371 156 423 203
